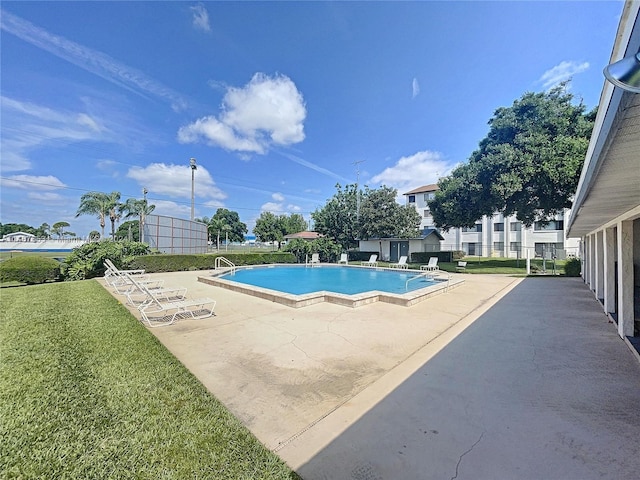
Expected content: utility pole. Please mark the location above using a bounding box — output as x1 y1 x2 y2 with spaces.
190 158 197 221
141 187 148 243
352 160 364 221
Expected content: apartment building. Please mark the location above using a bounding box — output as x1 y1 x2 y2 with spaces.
404 184 580 259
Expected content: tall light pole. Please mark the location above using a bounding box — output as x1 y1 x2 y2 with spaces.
189 158 197 221
141 187 148 243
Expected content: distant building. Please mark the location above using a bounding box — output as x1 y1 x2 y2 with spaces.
284 231 323 241
2 232 36 242
404 184 580 258
358 228 444 263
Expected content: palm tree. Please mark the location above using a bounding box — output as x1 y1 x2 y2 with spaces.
76 192 111 238
209 217 228 250
76 191 122 239
106 191 122 240
120 198 155 241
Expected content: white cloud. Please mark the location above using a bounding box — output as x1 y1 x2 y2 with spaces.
539 61 589 90
370 150 455 197
0 96 108 172
0 9 188 111
260 192 302 215
412 78 420 98
190 3 211 32
148 199 192 219
178 73 306 154
1 174 66 191
126 163 227 204
27 192 64 201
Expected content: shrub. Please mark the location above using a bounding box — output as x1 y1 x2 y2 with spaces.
62 241 151 281
452 250 466 260
564 257 582 277
411 251 453 263
0 256 61 284
128 252 296 272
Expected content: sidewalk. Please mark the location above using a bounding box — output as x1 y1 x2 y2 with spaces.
283 277 640 480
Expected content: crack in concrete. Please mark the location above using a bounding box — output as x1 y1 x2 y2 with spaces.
450 431 485 480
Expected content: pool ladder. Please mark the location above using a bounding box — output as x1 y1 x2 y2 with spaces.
405 270 450 292
215 256 236 274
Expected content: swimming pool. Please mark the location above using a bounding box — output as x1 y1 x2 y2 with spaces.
220 265 435 295
199 264 464 308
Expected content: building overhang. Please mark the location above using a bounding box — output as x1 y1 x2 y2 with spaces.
567 1 640 238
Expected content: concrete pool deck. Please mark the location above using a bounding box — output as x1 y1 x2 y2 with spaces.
104 271 640 479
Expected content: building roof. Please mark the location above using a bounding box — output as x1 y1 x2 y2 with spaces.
567 0 640 237
403 184 439 195
284 231 323 240
2 231 35 239
419 227 445 241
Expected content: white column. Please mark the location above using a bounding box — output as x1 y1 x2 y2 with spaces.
617 220 634 338
603 227 616 314
595 230 604 301
584 235 591 286
589 234 596 291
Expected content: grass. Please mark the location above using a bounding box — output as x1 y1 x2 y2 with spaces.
0 281 298 479
377 256 569 275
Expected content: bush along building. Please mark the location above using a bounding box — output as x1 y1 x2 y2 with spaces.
404 184 581 259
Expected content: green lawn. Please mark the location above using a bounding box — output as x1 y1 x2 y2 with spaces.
0 281 298 479
379 256 569 275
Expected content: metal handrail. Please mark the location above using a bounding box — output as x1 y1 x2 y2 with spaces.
405 270 450 291
215 256 236 273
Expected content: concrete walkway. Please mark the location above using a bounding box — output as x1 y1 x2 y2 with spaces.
284 277 640 480
108 272 640 479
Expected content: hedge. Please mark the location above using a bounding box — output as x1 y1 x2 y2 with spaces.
0 256 61 284
128 252 296 273
411 251 454 263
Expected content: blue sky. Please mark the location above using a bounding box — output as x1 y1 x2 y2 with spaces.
0 1 624 237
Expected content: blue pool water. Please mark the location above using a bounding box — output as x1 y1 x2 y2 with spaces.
220 265 436 295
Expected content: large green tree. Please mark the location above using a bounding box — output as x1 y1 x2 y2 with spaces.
198 209 247 248
253 212 309 249
253 211 281 247
311 184 359 249
357 186 421 240
429 85 596 229
312 184 421 249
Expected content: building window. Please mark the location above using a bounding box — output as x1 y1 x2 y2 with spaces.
423 210 430 218
462 223 482 233
423 192 435 201
463 242 478 256
493 242 504 251
493 222 504 232
408 195 415 203
534 220 564 231
509 222 521 231
509 242 521 252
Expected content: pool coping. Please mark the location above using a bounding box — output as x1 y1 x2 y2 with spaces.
197 264 465 308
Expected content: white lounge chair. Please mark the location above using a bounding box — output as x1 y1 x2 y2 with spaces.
420 257 439 271
122 272 187 306
388 255 409 269
104 258 147 286
136 281 216 328
309 253 320 266
338 253 348 264
361 255 378 267
456 261 467 272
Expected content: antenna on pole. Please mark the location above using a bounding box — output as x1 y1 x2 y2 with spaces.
352 160 364 220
